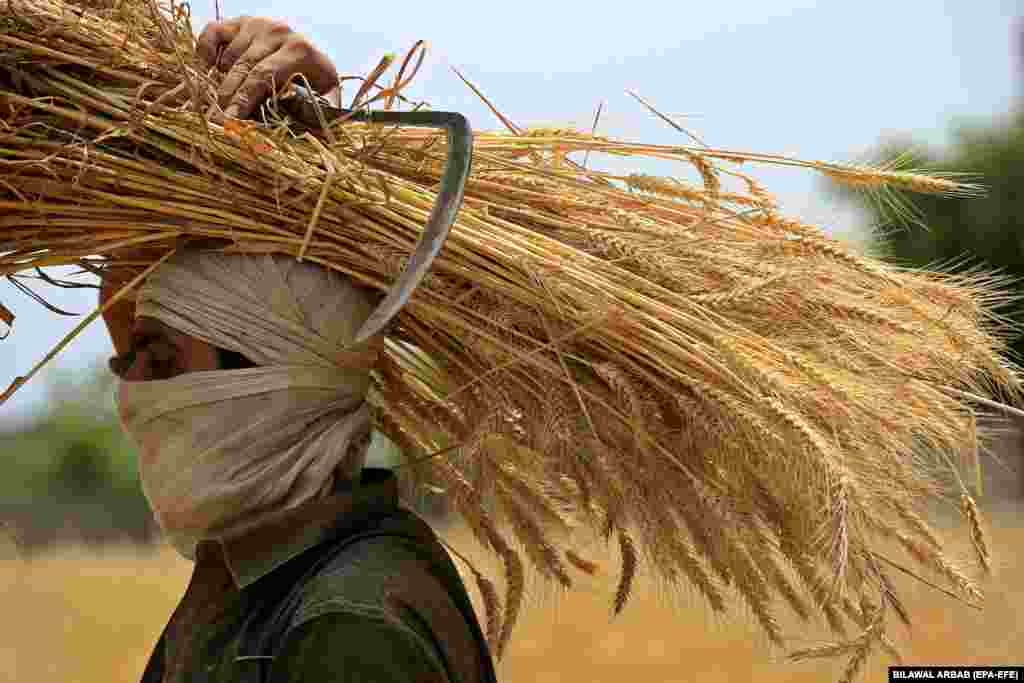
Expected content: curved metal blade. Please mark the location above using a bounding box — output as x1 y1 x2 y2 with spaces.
280 92 473 345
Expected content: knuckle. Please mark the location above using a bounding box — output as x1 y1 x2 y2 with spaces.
196 25 221 53
231 88 257 108
218 48 241 69
267 20 292 35
228 58 255 75
286 38 313 57
239 73 272 99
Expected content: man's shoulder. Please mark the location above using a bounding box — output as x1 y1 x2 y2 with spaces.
282 516 492 683
271 606 452 682
266 529 457 683
294 528 450 625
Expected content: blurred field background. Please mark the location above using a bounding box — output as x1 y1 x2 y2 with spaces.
1 507 1022 683
3 1 1024 681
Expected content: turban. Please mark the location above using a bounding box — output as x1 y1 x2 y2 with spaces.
115 250 380 559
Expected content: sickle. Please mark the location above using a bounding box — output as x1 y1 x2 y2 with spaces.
279 88 473 346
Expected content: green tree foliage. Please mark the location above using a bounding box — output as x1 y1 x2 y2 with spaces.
0 363 154 551
834 116 1024 359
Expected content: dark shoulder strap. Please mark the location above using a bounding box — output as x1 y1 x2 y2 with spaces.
237 510 497 683
139 625 167 683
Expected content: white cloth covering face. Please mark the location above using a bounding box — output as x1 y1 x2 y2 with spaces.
115 251 381 560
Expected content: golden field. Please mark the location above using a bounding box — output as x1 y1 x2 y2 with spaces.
1 504 1022 683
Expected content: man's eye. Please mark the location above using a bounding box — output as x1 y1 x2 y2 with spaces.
113 335 178 380
109 351 136 377
131 335 156 353
147 348 177 378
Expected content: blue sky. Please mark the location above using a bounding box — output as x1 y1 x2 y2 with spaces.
0 0 1020 422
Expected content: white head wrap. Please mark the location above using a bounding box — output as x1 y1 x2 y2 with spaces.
115 251 380 559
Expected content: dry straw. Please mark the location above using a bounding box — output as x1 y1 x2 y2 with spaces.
0 0 1021 675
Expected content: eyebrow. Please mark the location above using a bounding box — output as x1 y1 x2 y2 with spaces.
129 323 181 352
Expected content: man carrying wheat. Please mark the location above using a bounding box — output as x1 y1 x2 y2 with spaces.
100 15 496 683
1 0 1015 679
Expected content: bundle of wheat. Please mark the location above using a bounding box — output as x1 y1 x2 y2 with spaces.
0 0 1019 676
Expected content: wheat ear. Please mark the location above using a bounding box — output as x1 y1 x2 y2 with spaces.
613 530 639 616
565 550 601 576
961 493 992 575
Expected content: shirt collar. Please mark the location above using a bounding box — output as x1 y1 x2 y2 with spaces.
204 467 399 590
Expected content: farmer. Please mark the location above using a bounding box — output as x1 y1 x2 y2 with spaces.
101 16 496 683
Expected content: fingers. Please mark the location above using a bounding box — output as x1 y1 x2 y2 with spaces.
195 17 244 69
225 40 337 119
217 32 286 115
216 18 268 72
196 16 339 121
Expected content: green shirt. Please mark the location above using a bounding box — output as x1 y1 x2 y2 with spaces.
141 468 494 683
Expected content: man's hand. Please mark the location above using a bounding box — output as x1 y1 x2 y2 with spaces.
196 16 338 119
